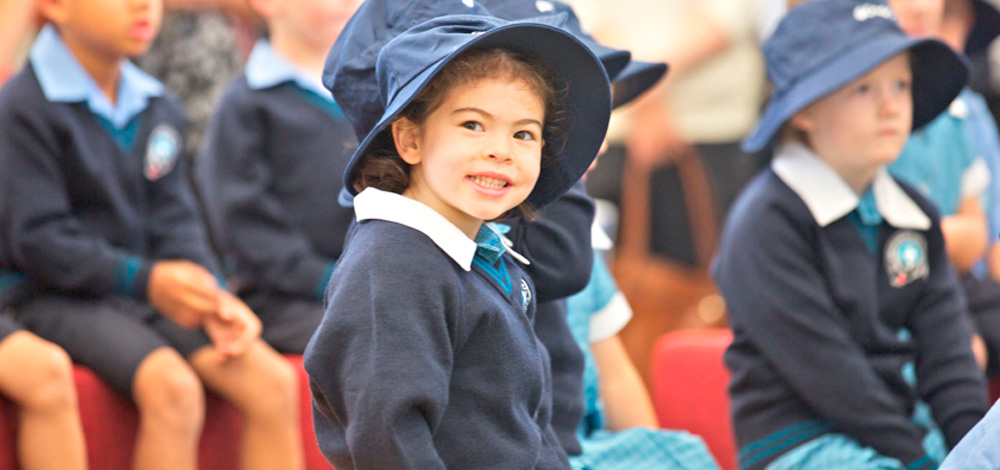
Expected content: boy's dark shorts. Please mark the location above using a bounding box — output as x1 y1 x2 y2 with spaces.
242 291 323 354
13 295 211 398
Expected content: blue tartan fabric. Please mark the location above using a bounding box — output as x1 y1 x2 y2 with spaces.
571 428 721 470
566 255 720 470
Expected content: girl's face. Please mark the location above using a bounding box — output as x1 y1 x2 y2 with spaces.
393 77 546 238
790 53 913 193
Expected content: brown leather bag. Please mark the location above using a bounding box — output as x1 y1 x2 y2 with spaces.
613 149 727 385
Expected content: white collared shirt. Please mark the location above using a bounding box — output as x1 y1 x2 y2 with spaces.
245 40 332 101
771 142 931 230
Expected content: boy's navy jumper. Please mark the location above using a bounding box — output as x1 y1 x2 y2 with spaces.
0 26 216 395
197 41 355 352
714 143 988 470
304 188 569 469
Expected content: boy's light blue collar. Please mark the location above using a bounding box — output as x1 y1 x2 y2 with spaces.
29 25 164 129
772 141 930 230
245 40 332 101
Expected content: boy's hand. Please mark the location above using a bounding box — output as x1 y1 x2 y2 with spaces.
148 260 221 328
203 291 262 361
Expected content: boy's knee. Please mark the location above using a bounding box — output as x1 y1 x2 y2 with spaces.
133 349 205 429
244 351 299 420
16 339 77 411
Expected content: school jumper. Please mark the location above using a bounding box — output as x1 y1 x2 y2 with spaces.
0 25 216 395
197 40 356 352
714 142 987 470
304 188 570 470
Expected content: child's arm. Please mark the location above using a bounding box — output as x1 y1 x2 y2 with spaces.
503 180 594 302
197 90 335 301
592 333 659 431
908 224 989 449
940 196 988 275
0 93 157 300
716 206 937 467
304 249 454 469
202 290 262 360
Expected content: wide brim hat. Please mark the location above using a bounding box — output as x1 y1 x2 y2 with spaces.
612 59 668 109
341 14 612 209
479 0 631 79
742 0 968 153
968 0 1000 55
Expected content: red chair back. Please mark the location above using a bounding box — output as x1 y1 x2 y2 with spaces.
651 328 736 470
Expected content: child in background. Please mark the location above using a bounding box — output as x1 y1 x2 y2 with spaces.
0 0 303 468
887 0 997 374
197 0 361 354
933 0 1000 380
714 1 987 469
303 0 611 467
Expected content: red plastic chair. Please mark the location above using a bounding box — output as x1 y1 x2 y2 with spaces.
651 328 736 470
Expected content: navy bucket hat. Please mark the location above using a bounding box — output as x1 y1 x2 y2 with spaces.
481 0 666 109
328 5 612 209
479 0 631 79
968 0 1000 55
742 0 969 153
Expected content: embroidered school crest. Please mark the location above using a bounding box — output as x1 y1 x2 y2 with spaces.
145 124 181 180
884 231 929 287
520 278 532 313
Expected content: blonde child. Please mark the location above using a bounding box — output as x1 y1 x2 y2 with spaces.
714 0 987 468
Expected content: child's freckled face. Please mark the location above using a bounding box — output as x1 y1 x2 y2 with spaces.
396 77 546 236
791 53 913 187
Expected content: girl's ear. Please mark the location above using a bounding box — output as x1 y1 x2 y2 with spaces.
392 118 421 165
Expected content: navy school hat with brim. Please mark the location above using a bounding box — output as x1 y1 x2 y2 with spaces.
742 0 969 154
480 0 666 109
333 12 612 209
479 0 631 79
968 0 1000 55
612 59 668 109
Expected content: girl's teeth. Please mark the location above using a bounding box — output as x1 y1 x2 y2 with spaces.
470 176 507 189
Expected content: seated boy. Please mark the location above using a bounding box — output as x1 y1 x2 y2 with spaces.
714 1 988 468
0 1 303 468
197 0 362 353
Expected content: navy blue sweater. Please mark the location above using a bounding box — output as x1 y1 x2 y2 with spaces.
0 66 219 301
197 78 355 300
304 219 569 469
505 179 594 455
714 169 987 470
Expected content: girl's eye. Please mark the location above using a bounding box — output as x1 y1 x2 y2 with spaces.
854 84 871 95
893 79 911 92
461 121 483 131
514 130 536 141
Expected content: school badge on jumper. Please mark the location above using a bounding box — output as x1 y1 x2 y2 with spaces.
520 278 532 313
885 231 929 288
145 124 181 180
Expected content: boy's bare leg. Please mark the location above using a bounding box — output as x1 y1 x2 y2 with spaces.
190 340 303 470
132 347 205 470
0 331 87 470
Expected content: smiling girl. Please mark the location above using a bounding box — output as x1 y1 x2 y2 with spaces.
302 4 611 469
